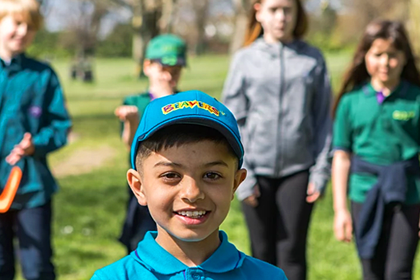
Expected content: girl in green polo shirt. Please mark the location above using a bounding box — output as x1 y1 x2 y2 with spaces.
332 19 420 280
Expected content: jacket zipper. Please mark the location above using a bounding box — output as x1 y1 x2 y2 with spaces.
276 43 285 175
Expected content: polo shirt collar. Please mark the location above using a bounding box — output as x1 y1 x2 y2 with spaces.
363 80 407 98
132 230 245 275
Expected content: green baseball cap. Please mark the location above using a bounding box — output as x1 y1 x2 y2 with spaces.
145 34 187 67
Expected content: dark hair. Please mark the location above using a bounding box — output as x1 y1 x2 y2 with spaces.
333 20 420 117
135 124 237 171
243 0 308 46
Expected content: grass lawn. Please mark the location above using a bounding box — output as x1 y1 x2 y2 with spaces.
15 52 420 279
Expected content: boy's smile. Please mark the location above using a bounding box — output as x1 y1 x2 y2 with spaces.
128 140 246 253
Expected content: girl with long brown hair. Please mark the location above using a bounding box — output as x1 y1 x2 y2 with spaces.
222 0 332 279
332 20 420 279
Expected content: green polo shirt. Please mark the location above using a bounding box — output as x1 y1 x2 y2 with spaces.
333 81 420 204
121 92 152 165
123 92 152 119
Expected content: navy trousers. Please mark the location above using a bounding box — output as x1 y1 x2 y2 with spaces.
0 201 55 280
352 201 420 280
119 187 156 253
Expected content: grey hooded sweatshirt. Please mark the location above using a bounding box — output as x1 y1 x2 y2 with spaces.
222 38 332 201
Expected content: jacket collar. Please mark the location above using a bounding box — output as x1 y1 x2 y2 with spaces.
363 80 408 98
131 230 245 275
252 37 304 57
0 53 26 73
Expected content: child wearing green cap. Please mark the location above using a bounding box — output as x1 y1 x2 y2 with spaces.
92 90 288 280
114 34 188 253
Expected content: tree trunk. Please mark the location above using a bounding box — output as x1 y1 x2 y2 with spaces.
229 12 248 54
192 0 209 55
132 0 143 63
229 0 251 54
131 0 161 77
160 0 176 33
408 0 420 56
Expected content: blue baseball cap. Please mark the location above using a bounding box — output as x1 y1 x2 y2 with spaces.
130 90 244 169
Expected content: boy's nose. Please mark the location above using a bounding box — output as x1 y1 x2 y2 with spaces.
181 178 205 203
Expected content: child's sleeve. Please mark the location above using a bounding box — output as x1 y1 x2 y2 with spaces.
309 56 333 194
222 51 256 200
32 70 72 157
333 95 353 152
221 51 248 126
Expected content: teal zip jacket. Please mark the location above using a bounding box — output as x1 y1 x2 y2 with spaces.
0 54 71 209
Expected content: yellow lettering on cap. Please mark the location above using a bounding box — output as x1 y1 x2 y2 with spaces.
162 104 175 114
161 100 220 116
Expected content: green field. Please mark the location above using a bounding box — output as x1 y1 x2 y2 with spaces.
15 53 420 279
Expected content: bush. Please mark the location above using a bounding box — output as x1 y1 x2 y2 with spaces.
96 24 133 58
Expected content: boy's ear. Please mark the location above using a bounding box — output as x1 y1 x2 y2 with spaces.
127 169 147 206
143 60 152 77
232 168 247 200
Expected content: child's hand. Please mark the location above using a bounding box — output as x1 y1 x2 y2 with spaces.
306 182 321 203
334 209 353 243
6 133 35 165
243 184 260 207
115 106 139 122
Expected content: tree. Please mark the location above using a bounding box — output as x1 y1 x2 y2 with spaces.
331 0 409 49
106 0 177 63
230 0 252 54
61 0 110 57
190 0 210 55
407 0 420 56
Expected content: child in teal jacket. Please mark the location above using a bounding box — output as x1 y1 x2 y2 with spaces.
0 1 71 279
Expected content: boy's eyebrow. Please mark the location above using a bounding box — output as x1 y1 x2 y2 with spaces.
154 161 182 168
153 160 230 168
204 161 229 168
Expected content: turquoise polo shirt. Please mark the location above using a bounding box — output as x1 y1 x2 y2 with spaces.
333 81 420 204
0 53 71 209
91 231 288 280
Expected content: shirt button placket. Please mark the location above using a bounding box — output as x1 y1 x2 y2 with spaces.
187 268 204 280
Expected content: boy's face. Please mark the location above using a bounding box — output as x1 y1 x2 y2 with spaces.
128 140 246 247
143 60 183 89
0 14 36 58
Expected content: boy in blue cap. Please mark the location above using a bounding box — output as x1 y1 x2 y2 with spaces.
0 0 71 279
92 90 288 279
115 34 187 253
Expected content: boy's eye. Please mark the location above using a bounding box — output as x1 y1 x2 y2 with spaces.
204 172 222 180
160 172 181 181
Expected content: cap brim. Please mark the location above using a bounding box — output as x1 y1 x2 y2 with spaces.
133 116 243 169
158 57 186 67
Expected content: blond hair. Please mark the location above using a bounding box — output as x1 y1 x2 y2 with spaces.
0 0 43 30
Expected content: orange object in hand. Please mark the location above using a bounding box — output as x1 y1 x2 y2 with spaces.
0 167 22 213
